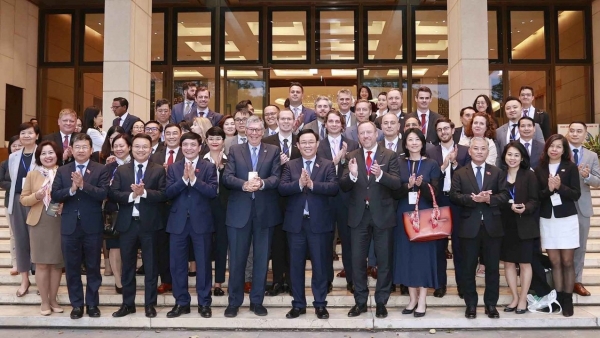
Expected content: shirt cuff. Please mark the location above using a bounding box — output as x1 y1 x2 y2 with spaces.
128 193 135 203
189 178 197 186
259 179 265 190
375 171 383 182
182 177 190 185
349 172 358 182
69 189 76 196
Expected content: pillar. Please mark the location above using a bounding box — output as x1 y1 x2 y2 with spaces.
447 0 490 124
593 0 600 122
102 0 152 130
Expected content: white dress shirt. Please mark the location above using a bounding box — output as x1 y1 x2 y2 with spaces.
196 108 209 117
522 105 535 119
182 156 200 186
506 121 521 144
328 135 341 160
203 152 227 189
278 133 293 157
519 138 533 156
70 160 90 195
383 137 400 152
129 160 149 216
441 142 456 192
119 112 130 126
349 144 383 182
417 110 430 135
289 104 304 119
164 147 180 163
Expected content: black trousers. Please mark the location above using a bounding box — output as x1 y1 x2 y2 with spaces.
120 219 158 306
212 201 228 284
270 224 290 285
156 228 171 284
460 221 502 307
529 238 553 297
332 195 352 283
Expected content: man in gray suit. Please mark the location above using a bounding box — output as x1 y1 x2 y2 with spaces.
495 96 544 165
304 96 330 140
517 117 544 169
567 121 600 297
184 87 224 127
224 108 252 155
337 89 357 129
343 100 384 143
170 82 197 124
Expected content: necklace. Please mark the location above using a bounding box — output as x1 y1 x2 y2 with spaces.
22 153 33 157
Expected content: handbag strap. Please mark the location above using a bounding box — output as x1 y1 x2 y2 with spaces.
428 183 439 208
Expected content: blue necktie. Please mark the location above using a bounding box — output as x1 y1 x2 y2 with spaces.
476 166 483 191
320 125 325 139
135 164 143 212
251 147 258 171
573 149 579 165
525 142 530 155
304 160 312 215
282 139 289 157
77 164 84 176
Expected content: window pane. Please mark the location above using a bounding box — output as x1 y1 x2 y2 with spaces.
226 70 264 116
508 69 547 127
411 66 448 117
558 11 586 60
367 10 403 60
44 14 72 62
84 13 104 62
271 11 307 61
225 11 260 61
318 11 356 61
82 73 103 110
152 13 165 62
173 67 216 111
177 12 212 61
555 66 590 124
362 69 406 115
150 72 164 119
40 68 74 134
510 11 546 60
488 11 498 59
414 11 448 60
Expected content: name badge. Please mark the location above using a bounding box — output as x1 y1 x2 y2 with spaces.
508 199 514 204
21 178 26 190
248 171 258 181
408 192 418 205
550 193 562 206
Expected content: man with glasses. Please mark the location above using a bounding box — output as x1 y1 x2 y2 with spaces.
185 87 224 127
224 108 252 154
51 134 110 319
171 82 197 124
154 99 172 142
144 121 165 155
223 115 282 318
263 105 280 136
111 97 141 134
519 86 551 140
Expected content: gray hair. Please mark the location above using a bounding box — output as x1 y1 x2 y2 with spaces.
245 115 264 129
315 96 332 108
470 137 488 148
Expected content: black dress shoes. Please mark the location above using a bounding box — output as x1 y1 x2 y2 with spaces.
315 306 329 319
112 304 135 317
136 265 144 275
375 303 388 318
465 305 477 319
86 306 101 317
224 306 239 318
70 306 84 319
400 285 409 295
266 282 284 296
433 286 447 298
485 305 500 318
515 308 527 314
213 287 225 296
166 304 190 318
414 306 427 318
115 285 123 295
402 303 417 315
145 305 157 318
347 303 367 317
504 306 516 312
250 303 268 316
199 306 212 318
286 307 306 319
346 282 354 294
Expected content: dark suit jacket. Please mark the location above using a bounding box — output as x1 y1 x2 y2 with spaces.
165 158 218 235
453 127 463 145
171 101 196 124
426 143 471 192
378 139 405 159
43 132 78 166
339 147 402 229
300 106 317 124
500 168 540 240
406 111 442 144
531 107 551 140
317 136 359 204
150 147 184 165
223 143 283 228
374 112 407 130
528 140 544 170
278 157 338 234
534 160 581 219
262 133 301 160
449 163 510 238
112 114 141 134
51 161 109 235
183 109 224 126
109 162 167 232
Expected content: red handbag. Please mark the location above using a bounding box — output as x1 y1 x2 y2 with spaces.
403 184 452 242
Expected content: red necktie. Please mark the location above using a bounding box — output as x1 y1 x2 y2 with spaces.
366 151 373 176
420 114 427 134
167 150 174 165
63 135 69 149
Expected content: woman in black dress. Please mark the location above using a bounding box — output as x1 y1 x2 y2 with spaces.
499 141 539 314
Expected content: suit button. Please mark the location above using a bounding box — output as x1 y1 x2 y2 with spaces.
367 187 369 190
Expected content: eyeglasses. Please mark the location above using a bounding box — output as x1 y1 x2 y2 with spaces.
234 118 248 123
145 127 159 132
436 127 452 132
246 128 263 134
110 106 122 110
73 145 90 151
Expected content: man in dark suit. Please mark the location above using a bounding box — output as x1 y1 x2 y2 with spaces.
426 118 471 299
262 109 301 296
379 111 404 157
155 99 172 142
184 86 224 126
144 120 165 155
223 115 282 318
517 116 544 169
449 137 510 319
303 96 330 140
288 82 317 129
109 134 167 318
164 132 218 318
337 89 357 129
453 107 476 145
340 121 401 319
111 97 141 134
171 82 197 124
43 108 78 165
343 100 384 143
150 123 184 294
374 89 406 130
519 86 551 140
279 129 339 319
405 86 441 145
317 110 359 293
51 133 109 319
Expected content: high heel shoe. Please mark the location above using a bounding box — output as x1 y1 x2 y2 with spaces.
40 306 52 316
504 306 516 312
16 282 30 297
51 306 64 313
414 305 427 318
402 303 418 315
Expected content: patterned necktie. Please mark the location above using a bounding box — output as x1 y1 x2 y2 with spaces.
525 142 530 155
282 139 289 157
510 124 518 140
251 147 258 171
63 135 69 150
523 109 529 118
240 137 247 144
420 114 427 134
184 101 191 115
573 149 579 165
366 151 373 176
476 166 483 191
134 164 143 212
77 164 85 176
320 125 325 140
167 150 174 165
388 142 393 150
304 160 312 214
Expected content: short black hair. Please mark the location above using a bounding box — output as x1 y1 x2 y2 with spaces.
19 122 36 134
519 86 534 96
71 133 93 148
290 82 304 92
180 131 202 146
518 116 536 127
111 133 132 149
179 121 192 133
402 128 427 157
144 120 163 132
460 106 476 117
132 133 152 146
8 135 20 154
504 96 522 107
206 126 226 139
569 121 588 130
164 123 181 133
297 128 319 142
113 97 129 110
500 141 530 170
35 141 63 167
155 98 171 109
236 100 253 112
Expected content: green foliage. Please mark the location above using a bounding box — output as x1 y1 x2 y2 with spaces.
583 134 600 158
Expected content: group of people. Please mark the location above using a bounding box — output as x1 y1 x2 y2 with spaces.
0 82 597 322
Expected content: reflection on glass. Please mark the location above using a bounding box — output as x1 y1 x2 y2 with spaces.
45 14 72 62
414 11 448 60
555 66 590 124
558 11 586 60
510 11 546 60
226 70 264 116
150 72 164 119
489 70 503 121
319 11 356 61
271 11 307 61
84 14 104 62
508 70 546 118
40 68 74 134
225 11 260 61
177 12 212 61
411 66 448 117
363 68 406 115
488 11 498 59
367 10 403 60
82 73 103 110
152 13 165 62
173 67 216 111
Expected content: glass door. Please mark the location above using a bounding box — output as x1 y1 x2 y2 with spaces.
224 68 265 117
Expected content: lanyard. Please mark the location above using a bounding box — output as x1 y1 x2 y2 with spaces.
408 157 422 175
21 156 31 173
508 185 515 200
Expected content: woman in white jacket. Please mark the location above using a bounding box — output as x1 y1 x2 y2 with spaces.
82 106 106 152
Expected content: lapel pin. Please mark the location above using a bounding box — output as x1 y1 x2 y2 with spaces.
486 171 491 175
195 168 200 173
315 163 320 168
561 169 565 172
86 169 91 174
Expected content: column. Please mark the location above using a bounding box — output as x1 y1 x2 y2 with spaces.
447 0 490 124
593 0 600 122
102 0 152 130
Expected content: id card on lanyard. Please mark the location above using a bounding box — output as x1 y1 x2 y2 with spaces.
408 157 422 204
21 156 32 190
551 165 562 206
